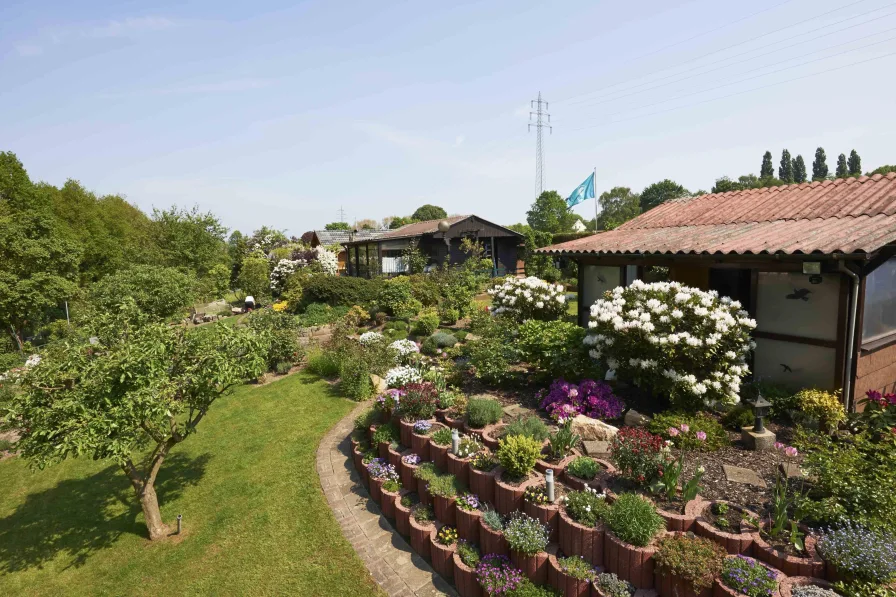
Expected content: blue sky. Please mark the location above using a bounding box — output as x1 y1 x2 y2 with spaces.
2 0 895 236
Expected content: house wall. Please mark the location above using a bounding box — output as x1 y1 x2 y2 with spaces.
855 343 896 400
669 265 709 290
580 265 622 311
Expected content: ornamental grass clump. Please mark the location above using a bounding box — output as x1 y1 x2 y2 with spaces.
497 435 542 480
720 555 778 597
817 523 896 584
595 572 636 597
456 539 480 567
538 378 625 421
605 493 665 547
475 554 525 595
503 415 550 441
504 512 550 555
567 456 600 480
558 555 599 581
654 534 726 592
610 427 665 486
487 276 567 321
563 487 609 527
466 397 504 428
584 280 756 411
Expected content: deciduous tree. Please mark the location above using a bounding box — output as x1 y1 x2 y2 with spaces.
151 206 229 278
411 204 447 221
639 179 689 212
812 147 829 181
89 265 197 321
324 221 351 231
388 216 416 229
596 187 640 230
526 190 576 233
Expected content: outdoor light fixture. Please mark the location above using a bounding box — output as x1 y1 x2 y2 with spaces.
451 428 459 455
751 393 772 433
545 469 555 502
177 514 183 535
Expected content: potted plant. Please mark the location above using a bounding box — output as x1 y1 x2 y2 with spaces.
465 396 504 434
453 540 483 597
398 382 439 444
440 393 467 430
593 572 636 597
430 524 458 581
372 422 400 460
654 532 727 597
413 462 438 507
447 434 483 486
522 483 561 542
469 450 499 505
395 490 417 537
429 472 461 526
366 458 397 505
409 503 436 560
690 500 759 555
536 421 581 475
380 472 402 520
603 493 666 589
455 493 482 541
495 435 542 515
479 507 510 557
558 487 610 566
411 420 436 460
715 555 783 597
815 522 896 585
400 452 421 489
549 554 599 597
429 426 454 470
386 440 404 469
562 455 615 492
505 511 552 584
475 554 524 596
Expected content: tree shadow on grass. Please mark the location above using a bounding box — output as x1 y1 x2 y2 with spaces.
0 452 210 573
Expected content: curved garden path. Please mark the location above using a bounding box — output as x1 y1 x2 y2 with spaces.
317 401 457 597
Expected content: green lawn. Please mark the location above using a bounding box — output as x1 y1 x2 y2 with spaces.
0 373 384 597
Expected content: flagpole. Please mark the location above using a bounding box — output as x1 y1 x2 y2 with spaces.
593 167 598 233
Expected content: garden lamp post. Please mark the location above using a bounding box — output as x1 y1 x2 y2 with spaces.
742 391 776 450
545 469 555 502
451 428 459 455
751 393 771 433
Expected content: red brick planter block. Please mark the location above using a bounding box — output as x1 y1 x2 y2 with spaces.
479 521 510 557
410 516 435 561
603 530 659 589
453 552 484 597
399 418 415 447
419 478 433 507
494 469 530 516
779 577 835 597
433 494 457 526
752 526 825 578
444 412 465 430
431 442 450 470
655 569 712 597
562 458 616 492
658 496 704 533
352 444 366 483
430 527 457 582
381 486 400 520
469 466 497 506
411 431 432 461
369 476 385 505
690 500 758 556
536 449 579 476
387 443 403 469
523 491 560 542
378 439 391 461
400 456 418 490
446 452 471 487
511 550 550 585
713 556 784 597
481 424 505 451
547 553 596 597
457 507 482 542
558 509 605 567
395 491 412 537
368 424 378 445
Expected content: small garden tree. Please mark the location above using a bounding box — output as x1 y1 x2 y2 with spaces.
4 305 266 540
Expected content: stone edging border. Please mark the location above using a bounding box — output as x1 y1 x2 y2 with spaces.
316 400 458 597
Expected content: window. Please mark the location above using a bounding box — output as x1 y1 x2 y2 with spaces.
862 258 896 344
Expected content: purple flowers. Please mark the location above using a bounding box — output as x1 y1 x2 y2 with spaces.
474 554 524 595
366 458 398 481
413 420 432 434
457 493 480 512
721 555 778 597
539 378 624 422
817 522 896 583
402 453 421 465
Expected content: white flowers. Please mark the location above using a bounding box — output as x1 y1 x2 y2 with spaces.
389 339 419 359
583 281 754 408
359 331 385 346
487 276 567 321
385 366 422 388
314 246 339 276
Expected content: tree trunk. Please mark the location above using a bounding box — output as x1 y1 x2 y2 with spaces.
139 483 171 541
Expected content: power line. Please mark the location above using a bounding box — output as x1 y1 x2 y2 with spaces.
528 92 551 198
337 206 346 223
554 0 877 105
560 49 896 134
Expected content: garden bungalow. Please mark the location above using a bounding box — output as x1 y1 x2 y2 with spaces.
307 229 386 273
343 215 524 278
539 173 896 410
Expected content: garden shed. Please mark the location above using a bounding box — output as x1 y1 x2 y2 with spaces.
539 173 896 410
307 229 386 273
343 215 524 278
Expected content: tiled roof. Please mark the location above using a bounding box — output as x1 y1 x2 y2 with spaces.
540 173 896 256
373 215 471 240
314 229 386 245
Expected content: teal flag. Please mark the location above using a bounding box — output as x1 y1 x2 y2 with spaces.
566 172 595 208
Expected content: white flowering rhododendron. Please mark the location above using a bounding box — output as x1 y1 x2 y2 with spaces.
270 258 306 293
487 276 567 321
584 280 756 409
359 331 385 346
389 339 419 358
385 365 422 388
314 246 339 276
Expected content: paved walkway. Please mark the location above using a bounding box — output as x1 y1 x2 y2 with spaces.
316 401 457 597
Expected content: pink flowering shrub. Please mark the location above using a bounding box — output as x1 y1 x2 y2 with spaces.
538 378 624 422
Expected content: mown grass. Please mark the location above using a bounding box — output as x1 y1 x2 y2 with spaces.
0 373 384 597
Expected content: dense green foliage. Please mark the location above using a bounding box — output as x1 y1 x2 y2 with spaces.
605 494 665 547
526 190 576 233
654 534 726 591
301 274 383 309
564 489 610 526
497 435 542 479
503 416 550 442
518 319 595 381
411 204 447 221
639 179 689 212
596 187 640 230
245 310 303 372
89 265 198 321
466 397 504 428
647 412 728 451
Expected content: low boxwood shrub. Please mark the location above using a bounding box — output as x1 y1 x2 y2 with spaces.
648 411 728 451
453 329 468 342
817 523 896 584
504 512 550 555
497 435 542 480
720 405 754 430
563 487 609 527
605 493 664 547
466 397 503 428
720 556 778 597
503 416 549 442
654 534 726 592
412 307 440 337
430 331 458 348
301 274 382 308
566 456 600 480
384 320 409 332
595 573 635 597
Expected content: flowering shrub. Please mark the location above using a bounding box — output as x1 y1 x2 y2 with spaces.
270 258 306 294
413 420 432 435
855 389 896 438
314 246 338 276
817 523 896 583
390 339 420 361
487 276 567 321
584 280 756 410
539 378 625 422
563 487 609 527
457 493 480 512
504 512 550 555
457 436 484 459
399 382 438 421
385 366 422 388
475 554 524 595
654 534 726 592
376 388 403 412
610 427 665 486
359 331 385 346
720 555 779 597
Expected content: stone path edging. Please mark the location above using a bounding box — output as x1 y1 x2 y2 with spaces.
317 400 457 597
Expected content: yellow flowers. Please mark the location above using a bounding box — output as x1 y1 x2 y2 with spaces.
271 301 289 312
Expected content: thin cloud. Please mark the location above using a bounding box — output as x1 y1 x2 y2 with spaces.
454 135 465 147
12 15 180 57
96 78 275 99
87 16 178 38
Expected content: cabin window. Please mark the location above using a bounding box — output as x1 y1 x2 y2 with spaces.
862 258 896 345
